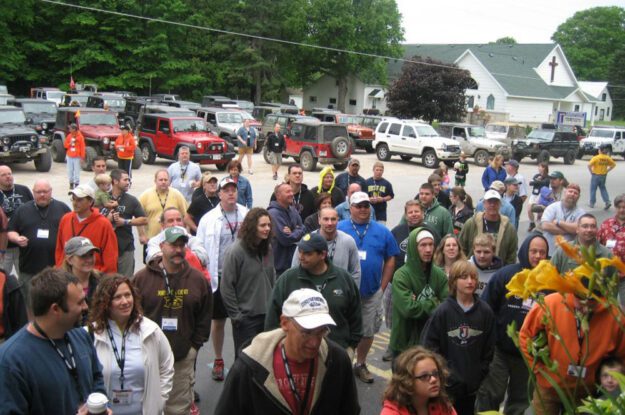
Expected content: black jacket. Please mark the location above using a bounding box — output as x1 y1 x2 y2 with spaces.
421 295 495 398
480 232 549 356
1 270 27 340
266 132 286 153
215 329 360 415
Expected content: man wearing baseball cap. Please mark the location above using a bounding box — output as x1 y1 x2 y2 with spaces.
266 233 362 352
55 184 118 273
541 183 586 255
474 180 518 228
334 158 366 196
459 189 518 265
548 171 566 201
216 289 360 415
134 226 212 414
505 159 528 202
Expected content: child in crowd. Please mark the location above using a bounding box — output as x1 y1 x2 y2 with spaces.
454 153 469 187
438 162 451 194
527 162 550 231
537 186 555 209
94 174 117 215
597 356 625 400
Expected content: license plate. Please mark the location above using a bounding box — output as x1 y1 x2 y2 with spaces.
212 154 222 160
19 146 30 152
319 151 327 157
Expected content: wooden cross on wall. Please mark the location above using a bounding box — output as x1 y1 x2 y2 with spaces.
549 56 558 83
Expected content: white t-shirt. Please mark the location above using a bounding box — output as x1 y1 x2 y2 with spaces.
541 201 586 255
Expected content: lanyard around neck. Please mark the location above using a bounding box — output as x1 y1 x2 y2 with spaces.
281 343 315 415
106 323 129 389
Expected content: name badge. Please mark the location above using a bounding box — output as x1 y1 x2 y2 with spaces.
112 389 133 405
606 239 617 249
162 317 178 332
358 250 367 261
36 229 50 239
567 364 587 378
180 181 187 188
521 298 534 311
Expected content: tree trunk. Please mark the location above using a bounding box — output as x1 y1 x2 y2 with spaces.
254 69 262 105
337 76 348 112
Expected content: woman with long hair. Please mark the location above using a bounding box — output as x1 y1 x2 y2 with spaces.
448 187 474 235
220 207 276 357
89 274 174 415
381 346 457 415
481 154 506 191
61 236 101 307
433 235 466 277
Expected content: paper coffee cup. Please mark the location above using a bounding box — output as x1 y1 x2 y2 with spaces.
86 392 108 414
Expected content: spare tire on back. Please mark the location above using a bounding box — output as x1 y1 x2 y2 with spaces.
330 136 350 158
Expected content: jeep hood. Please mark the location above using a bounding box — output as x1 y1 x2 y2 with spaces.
0 125 38 136
26 114 56 124
470 137 507 147
175 131 224 143
219 123 239 134
79 125 121 137
581 137 611 144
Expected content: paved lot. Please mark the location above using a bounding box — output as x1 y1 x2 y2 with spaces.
9 148 623 414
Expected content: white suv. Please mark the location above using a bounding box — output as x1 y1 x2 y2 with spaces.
373 120 461 168
579 126 625 159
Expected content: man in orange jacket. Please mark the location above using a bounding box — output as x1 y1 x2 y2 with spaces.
114 125 136 177
55 184 118 273
64 123 85 189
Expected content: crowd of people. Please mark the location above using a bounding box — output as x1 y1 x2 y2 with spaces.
0 140 622 415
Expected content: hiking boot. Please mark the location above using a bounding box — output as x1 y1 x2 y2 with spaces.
273 173 278 180
212 359 225 381
589 203 595 209
382 349 394 362
354 364 374 383
248 169 253 175
605 202 612 210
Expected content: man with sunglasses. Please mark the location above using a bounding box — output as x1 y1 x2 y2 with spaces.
216 288 360 415
54 184 118 273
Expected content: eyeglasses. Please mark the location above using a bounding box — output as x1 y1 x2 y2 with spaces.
413 371 440 382
290 319 331 339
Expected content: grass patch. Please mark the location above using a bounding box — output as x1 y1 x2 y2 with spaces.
593 119 625 127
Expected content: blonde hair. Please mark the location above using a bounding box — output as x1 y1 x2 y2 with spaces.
94 174 111 185
473 233 496 251
448 260 478 296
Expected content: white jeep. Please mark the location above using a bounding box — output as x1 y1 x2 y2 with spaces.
579 126 625 159
438 122 510 166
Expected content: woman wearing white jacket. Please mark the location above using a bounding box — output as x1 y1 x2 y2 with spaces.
89 274 174 415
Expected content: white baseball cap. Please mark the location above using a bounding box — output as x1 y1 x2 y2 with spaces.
68 184 95 199
282 289 336 329
484 189 502 200
349 191 370 205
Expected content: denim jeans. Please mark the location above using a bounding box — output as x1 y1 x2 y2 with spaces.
66 156 81 184
590 173 609 205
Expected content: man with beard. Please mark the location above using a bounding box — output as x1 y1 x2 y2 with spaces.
0 268 108 415
541 183 586 255
0 166 33 274
476 233 549 415
335 158 366 196
134 227 212 415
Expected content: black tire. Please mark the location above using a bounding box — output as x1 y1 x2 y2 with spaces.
51 139 66 162
330 136 350 158
81 146 98 171
125 118 135 130
422 149 438 168
131 148 142 169
400 155 412 161
576 150 583 160
300 151 317 171
474 149 489 167
34 147 52 172
512 153 524 162
333 161 348 171
140 142 156 164
263 146 273 164
537 150 550 164
350 137 357 152
376 143 391 161
365 144 375 154
216 162 228 171
563 150 576 165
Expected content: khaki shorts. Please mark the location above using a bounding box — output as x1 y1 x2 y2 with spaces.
361 289 384 337
238 146 253 155
270 152 283 166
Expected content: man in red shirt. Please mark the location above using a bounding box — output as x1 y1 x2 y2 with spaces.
55 184 118 273
598 193 625 305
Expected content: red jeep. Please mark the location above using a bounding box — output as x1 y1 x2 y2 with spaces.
51 107 140 171
311 110 375 153
137 114 234 170
264 119 351 171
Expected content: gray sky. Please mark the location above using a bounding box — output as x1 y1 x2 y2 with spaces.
396 0 624 44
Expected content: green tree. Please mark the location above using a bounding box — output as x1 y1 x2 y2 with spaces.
552 6 625 81
493 36 517 44
386 56 473 123
608 48 625 119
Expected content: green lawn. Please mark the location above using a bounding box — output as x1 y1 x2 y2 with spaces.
595 119 625 127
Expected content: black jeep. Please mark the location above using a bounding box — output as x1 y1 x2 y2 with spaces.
0 106 51 172
9 98 57 137
511 129 578 164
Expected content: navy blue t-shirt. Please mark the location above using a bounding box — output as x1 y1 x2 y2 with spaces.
364 177 394 221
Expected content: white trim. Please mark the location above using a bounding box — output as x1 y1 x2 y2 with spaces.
455 49 508 96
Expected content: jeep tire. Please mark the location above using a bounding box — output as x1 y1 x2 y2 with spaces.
299 151 317 171
140 142 156 164
422 149 438 169
474 149 489 167
333 162 348 171
51 139 66 162
131 148 143 169
563 150 576 165
365 144 375 154
512 153 524 163
330 136 350 158
376 144 391 161
34 147 52 172
81 147 98 171
537 150 550 164
216 162 228 171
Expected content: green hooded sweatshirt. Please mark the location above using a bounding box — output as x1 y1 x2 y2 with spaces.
423 198 454 237
390 227 449 354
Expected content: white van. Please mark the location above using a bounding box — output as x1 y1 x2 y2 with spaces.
579 126 625 158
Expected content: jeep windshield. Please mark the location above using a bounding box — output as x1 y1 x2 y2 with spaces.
0 110 26 124
527 130 554 140
588 129 614 138
338 115 364 125
104 99 126 109
173 119 210 132
486 125 506 133
46 91 65 101
415 125 439 137
217 113 243 124
468 127 486 138
79 113 119 126
22 102 57 114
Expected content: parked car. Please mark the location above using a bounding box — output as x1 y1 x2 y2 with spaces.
136 105 194 130
437 122 510 166
195 107 244 147
485 122 527 146
0 106 51 172
201 95 232 107
361 115 383 131
61 93 91 107
578 125 625 159
373 120 461 168
263 119 351 171
30 87 65 105
260 113 318 140
111 91 137 99
511 129 578 164
232 100 254 112
311 110 375 153
166 100 201 110
51 107 141 171
137 114 234 170
152 93 181 103
9 98 57 137
86 93 126 114
118 97 159 129
0 86 15 105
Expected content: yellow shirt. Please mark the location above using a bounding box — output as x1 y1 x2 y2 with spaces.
588 154 616 175
139 187 188 238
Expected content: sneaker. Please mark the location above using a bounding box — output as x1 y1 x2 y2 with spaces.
190 402 200 415
527 222 536 232
212 359 225 381
354 363 374 384
248 169 253 175
273 173 278 180
382 349 393 362
605 202 611 210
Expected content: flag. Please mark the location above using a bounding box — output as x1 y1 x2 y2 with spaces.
69 76 76 90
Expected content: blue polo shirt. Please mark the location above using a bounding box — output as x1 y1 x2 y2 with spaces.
338 219 400 297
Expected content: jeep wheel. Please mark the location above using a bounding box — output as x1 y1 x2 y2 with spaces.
422 149 438 169
563 150 576 165
330 136 350 158
333 162 348 171
216 162 228 171
34 147 52 172
131 148 142 169
400 155 412 161
299 151 317 171
365 144 375 154
140 143 156 164
376 144 391 161
262 146 273 164
576 150 583 160
51 140 66 162
81 147 98 171
512 153 524 162
474 149 489 167
537 150 550 164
